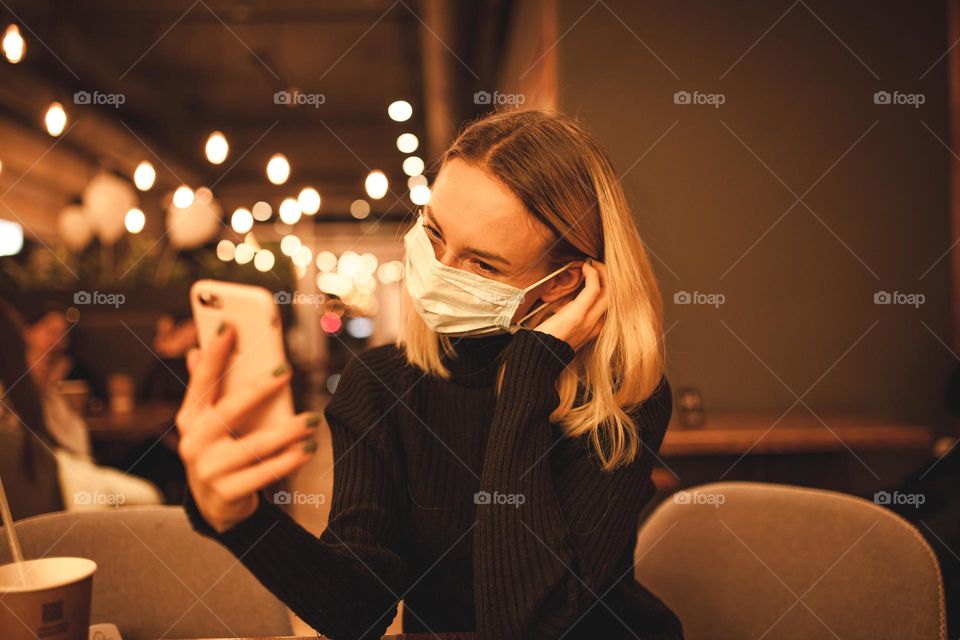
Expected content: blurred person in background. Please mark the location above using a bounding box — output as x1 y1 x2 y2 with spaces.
140 312 196 404
22 306 92 460
0 299 163 511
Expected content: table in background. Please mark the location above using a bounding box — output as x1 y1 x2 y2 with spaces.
660 413 933 457
85 402 179 443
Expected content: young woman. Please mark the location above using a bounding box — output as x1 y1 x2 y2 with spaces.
179 110 682 640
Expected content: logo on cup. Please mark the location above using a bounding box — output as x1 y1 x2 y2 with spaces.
42 600 64 623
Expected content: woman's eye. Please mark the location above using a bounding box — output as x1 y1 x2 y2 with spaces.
475 261 496 274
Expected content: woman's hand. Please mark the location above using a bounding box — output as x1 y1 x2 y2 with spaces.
535 259 608 351
176 323 320 534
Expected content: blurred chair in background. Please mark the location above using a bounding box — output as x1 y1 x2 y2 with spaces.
635 482 946 640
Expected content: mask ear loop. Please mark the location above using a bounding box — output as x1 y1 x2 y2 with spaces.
509 261 579 331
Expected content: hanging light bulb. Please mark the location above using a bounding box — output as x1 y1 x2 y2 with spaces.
172 186 194 208
133 161 156 191
205 131 229 165
280 234 302 256
3 25 25 64
278 197 301 224
0 220 24 256
266 153 290 185
252 201 272 221
254 249 275 272
402 156 424 177
396 133 419 153
44 102 67 137
407 174 428 190
124 208 145 234
298 187 321 215
216 239 236 261
231 208 253 233
194 186 213 205
410 184 431 205
364 170 388 200
235 243 255 265
388 100 412 122
292 244 313 268
350 199 370 219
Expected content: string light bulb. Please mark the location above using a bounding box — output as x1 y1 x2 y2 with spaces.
133 161 156 191
205 131 229 165
3 25 25 64
364 170 388 200
298 187 321 215
396 133 418 153
124 208 145 234
266 153 290 185
44 102 67 137
172 186 194 208
388 100 412 122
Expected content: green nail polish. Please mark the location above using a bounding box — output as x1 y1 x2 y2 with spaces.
306 413 321 427
216 321 226 335
272 363 288 377
302 438 318 453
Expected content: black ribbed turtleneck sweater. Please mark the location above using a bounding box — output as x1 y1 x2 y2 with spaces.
183 328 683 640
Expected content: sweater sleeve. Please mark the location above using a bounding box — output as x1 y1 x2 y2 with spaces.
181 349 406 640
473 328 673 640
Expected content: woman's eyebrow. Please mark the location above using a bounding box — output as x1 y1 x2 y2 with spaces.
424 204 513 266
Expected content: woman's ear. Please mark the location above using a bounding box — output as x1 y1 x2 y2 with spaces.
540 261 587 303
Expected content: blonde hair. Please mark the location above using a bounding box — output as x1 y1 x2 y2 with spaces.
398 110 665 470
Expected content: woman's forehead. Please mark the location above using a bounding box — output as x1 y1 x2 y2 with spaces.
429 160 553 261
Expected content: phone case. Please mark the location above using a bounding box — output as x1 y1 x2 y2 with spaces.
190 279 294 434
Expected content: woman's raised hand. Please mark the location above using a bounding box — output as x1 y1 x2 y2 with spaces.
535 259 608 351
175 323 320 534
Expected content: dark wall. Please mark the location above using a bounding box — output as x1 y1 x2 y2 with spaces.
556 0 954 429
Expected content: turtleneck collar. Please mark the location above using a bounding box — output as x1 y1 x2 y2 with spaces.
440 332 515 388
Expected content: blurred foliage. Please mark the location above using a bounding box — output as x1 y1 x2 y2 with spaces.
0 233 294 295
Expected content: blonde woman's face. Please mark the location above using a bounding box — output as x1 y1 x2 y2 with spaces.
425 158 584 321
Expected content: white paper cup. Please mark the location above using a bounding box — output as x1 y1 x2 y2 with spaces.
0 557 97 640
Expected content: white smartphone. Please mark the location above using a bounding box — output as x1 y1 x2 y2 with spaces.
189 279 294 432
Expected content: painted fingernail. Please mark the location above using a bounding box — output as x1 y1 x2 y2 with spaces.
302 438 318 453
272 363 288 377
216 321 226 335
306 413 321 428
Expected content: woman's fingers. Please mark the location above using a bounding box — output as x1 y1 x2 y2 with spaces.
570 260 604 316
194 411 319 480
212 368 293 435
178 368 293 456
182 323 236 414
214 439 317 503
575 262 607 345
185 348 200 375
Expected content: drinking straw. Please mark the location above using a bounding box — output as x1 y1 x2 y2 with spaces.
0 474 27 583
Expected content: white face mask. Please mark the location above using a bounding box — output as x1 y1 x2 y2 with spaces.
403 213 575 337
